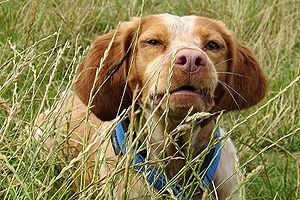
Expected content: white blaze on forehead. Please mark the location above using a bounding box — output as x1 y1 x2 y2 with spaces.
160 13 201 49
160 13 197 35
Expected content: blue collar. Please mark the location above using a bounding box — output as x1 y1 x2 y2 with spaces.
111 118 222 199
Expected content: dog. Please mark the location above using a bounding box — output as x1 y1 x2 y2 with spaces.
36 13 267 199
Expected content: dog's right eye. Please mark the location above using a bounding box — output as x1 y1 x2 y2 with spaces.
146 39 162 46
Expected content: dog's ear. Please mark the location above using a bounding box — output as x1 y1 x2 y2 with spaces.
74 20 138 121
215 40 268 111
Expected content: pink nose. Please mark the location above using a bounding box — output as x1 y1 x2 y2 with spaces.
175 49 207 73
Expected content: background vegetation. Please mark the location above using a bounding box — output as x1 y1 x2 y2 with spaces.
0 0 299 199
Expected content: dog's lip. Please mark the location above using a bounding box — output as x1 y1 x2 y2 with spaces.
170 85 210 96
152 85 214 103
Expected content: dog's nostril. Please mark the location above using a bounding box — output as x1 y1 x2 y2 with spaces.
195 57 202 67
177 56 187 65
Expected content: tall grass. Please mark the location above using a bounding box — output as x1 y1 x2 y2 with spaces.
0 0 299 199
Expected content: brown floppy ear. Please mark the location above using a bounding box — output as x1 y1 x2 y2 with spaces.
215 42 268 111
74 20 138 121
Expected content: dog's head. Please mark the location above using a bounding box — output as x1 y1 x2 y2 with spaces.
75 14 267 121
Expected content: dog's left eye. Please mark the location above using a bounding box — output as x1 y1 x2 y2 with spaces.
205 41 221 51
146 39 161 46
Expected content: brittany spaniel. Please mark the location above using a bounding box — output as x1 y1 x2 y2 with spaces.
36 14 267 199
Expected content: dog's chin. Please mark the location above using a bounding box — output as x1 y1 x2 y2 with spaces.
156 89 215 119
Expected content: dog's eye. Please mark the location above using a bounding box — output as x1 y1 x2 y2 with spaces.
146 39 161 46
205 41 221 51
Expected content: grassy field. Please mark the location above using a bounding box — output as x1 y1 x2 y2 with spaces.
0 0 299 199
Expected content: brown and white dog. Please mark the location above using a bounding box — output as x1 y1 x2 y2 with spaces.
36 14 267 199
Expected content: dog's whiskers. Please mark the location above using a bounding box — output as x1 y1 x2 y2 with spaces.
217 80 242 110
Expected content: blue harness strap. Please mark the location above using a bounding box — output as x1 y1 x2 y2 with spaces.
111 119 222 199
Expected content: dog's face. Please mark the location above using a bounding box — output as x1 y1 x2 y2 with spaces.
132 14 230 118
75 14 267 121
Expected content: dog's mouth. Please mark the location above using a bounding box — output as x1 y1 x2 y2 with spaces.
172 85 213 102
171 85 209 95
153 85 214 105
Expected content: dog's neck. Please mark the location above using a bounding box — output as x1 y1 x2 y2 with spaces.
135 109 216 178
